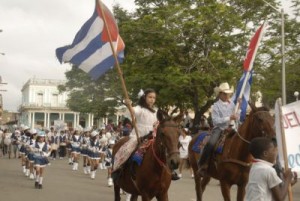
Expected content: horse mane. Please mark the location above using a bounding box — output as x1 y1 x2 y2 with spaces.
248 102 270 114
157 109 183 124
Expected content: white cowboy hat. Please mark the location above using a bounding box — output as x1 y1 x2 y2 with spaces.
214 82 234 95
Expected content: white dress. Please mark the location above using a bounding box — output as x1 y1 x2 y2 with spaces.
130 105 157 138
113 105 157 171
179 135 192 159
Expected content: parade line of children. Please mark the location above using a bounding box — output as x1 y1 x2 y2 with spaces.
9 123 120 189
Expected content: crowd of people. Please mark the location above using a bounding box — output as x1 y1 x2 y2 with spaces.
0 85 298 201
0 123 121 189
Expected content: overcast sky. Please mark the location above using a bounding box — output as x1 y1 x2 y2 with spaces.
0 0 293 112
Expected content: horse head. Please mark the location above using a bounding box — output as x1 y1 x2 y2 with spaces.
244 102 275 140
156 110 182 170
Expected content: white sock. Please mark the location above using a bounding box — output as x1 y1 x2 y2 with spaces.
39 177 43 184
36 175 40 182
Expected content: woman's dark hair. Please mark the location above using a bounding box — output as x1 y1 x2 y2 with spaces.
249 137 275 158
137 88 156 113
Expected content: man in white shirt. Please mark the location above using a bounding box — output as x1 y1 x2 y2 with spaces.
198 82 239 175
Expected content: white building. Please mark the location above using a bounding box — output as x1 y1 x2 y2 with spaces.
19 78 96 129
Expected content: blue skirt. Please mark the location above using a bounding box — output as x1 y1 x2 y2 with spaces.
81 147 88 156
71 146 81 153
27 153 35 162
34 155 49 167
88 151 100 159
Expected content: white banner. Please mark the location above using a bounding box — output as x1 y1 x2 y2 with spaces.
275 99 300 176
54 120 66 131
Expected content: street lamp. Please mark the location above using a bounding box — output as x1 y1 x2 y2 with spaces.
294 91 299 101
262 0 286 105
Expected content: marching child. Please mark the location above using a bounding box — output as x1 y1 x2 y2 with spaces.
81 129 91 174
49 130 59 160
245 137 298 201
26 129 38 179
58 130 67 159
105 139 115 187
32 131 51 189
88 130 100 179
70 128 82 170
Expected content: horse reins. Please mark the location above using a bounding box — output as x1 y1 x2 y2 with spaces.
235 110 272 144
151 122 179 174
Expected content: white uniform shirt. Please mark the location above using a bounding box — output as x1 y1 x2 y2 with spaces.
245 159 282 201
129 105 157 137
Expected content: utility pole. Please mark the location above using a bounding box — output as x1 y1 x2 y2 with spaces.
261 0 286 105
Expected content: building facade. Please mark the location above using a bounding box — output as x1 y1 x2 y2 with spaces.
19 78 97 129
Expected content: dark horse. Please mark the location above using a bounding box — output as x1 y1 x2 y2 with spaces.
188 103 276 201
113 110 182 201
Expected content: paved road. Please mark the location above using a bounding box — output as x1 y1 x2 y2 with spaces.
0 156 299 201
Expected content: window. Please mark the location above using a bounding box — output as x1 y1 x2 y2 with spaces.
52 94 58 106
37 93 43 106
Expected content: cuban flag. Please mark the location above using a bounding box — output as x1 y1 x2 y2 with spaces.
56 0 125 80
243 23 266 72
232 71 253 122
232 23 266 122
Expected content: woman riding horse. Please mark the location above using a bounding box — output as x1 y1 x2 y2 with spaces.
112 110 182 201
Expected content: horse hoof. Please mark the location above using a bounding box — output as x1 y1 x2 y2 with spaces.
171 172 180 181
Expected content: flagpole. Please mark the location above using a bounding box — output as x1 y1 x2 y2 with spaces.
277 98 293 201
97 0 140 141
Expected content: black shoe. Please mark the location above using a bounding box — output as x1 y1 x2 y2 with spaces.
38 184 43 189
171 172 180 181
35 182 39 189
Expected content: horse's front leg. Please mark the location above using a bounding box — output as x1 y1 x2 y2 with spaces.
130 194 138 201
155 192 168 201
220 180 232 201
113 183 121 201
237 184 246 201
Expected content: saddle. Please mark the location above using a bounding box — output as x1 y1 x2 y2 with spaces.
112 133 154 181
193 129 234 156
131 135 153 166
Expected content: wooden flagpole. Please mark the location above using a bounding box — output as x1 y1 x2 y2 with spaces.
277 98 293 201
97 0 140 141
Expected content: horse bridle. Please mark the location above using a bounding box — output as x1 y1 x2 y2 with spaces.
158 122 180 156
236 110 273 144
152 122 180 167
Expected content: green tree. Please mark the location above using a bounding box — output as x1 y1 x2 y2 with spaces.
259 0 300 106
60 0 299 130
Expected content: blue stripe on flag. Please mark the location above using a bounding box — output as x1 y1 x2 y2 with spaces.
232 71 253 122
88 54 124 80
56 9 98 63
69 33 104 65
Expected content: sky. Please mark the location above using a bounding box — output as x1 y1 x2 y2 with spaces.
0 0 294 112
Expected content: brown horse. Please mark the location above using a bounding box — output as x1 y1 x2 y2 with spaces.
188 103 276 201
113 110 182 201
